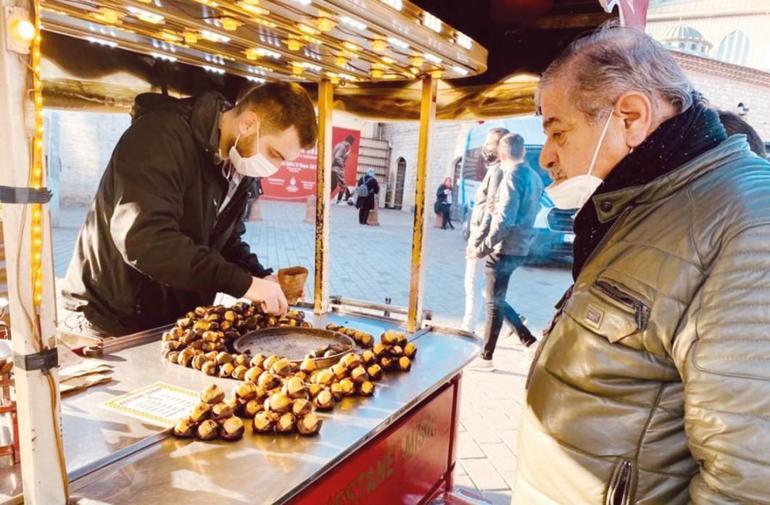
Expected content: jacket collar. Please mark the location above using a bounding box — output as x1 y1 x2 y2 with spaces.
181 91 232 165
592 135 752 223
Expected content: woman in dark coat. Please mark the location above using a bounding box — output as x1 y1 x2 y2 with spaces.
435 177 454 229
355 169 380 225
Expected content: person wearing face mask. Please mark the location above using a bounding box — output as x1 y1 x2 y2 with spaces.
461 127 509 334
515 26 770 505
466 133 542 372
61 83 317 339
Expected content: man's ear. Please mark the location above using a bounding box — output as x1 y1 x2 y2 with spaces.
616 91 653 149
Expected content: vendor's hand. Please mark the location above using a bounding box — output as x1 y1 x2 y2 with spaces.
244 277 288 315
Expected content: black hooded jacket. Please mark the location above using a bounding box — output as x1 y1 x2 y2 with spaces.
62 91 271 335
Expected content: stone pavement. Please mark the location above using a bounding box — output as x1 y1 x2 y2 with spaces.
52 200 572 503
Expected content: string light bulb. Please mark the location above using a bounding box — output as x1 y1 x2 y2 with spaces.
220 18 243 31
372 39 388 52
30 0 44 310
335 55 348 67
316 17 334 32
371 68 384 79
286 38 302 51
11 17 35 43
409 56 424 67
183 31 199 44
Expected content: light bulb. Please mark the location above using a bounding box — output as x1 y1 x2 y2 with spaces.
12 18 35 43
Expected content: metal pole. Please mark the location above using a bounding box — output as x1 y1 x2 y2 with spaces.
0 2 68 502
407 76 436 332
313 80 333 315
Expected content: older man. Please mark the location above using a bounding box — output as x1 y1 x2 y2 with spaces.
515 26 770 504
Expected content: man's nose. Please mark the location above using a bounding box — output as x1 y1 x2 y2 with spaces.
540 141 557 172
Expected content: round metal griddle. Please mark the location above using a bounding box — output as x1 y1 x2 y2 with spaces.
232 327 354 368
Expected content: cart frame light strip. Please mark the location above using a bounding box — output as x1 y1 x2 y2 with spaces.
39 0 487 82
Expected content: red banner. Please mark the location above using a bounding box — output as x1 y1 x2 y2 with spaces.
262 127 361 201
289 381 457 505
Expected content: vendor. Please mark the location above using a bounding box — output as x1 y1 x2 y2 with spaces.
61 83 317 338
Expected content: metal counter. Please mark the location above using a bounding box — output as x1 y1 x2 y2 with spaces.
25 312 477 504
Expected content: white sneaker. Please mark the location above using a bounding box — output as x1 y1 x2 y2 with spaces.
467 357 495 372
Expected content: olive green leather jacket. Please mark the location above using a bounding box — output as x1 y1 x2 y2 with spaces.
515 136 770 505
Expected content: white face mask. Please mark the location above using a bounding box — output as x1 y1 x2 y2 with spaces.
229 126 279 178
545 110 614 210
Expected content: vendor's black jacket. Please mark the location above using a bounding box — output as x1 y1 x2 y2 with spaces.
62 91 271 335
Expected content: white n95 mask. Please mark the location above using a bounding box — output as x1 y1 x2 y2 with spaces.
545 109 614 210
229 127 279 178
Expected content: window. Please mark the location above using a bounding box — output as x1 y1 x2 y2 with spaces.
717 30 750 66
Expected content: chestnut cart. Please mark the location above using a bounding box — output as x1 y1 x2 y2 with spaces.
0 0 488 503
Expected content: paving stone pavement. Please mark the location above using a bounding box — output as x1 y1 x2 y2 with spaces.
52 200 572 502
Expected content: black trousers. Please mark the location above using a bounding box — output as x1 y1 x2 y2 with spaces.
481 253 532 359
441 207 453 229
359 208 370 224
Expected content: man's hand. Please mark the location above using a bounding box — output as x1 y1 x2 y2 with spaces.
466 245 478 260
244 277 288 315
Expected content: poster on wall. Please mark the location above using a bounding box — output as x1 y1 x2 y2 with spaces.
262 127 361 201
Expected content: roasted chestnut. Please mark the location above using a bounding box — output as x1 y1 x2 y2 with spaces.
234 381 258 401
404 343 417 359
350 366 368 384
291 398 313 417
197 419 219 441
224 310 237 322
276 413 296 433
201 361 219 376
342 353 363 370
397 356 412 371
166 351 180 364
233 354 250 368
263 355 280 370
271 358 294 377
313 369 335 386
314 389 335 411
250 354 267 369
330 363 348 381
283 377 307 399
194 306 207 317
216 352 233 365
231 365 248 381
338 378 355 396
218 363 236 378
173 417 196 438
366 364 384 381
201 384 225 404
379 357 394 371
194 320 211 332
258 371 280 390
212 402 234 420
202 331 220 343
300 357 317 373
192 354 208 371
190 402 212 423
357 333 374 348
252 411 275 433
294 371 309 382
238 398 263 418
268 392 292 414
372 343 388 357
220 416 244 441
307 383 322 398
297 412 322 436
361 350 376 366
177 348 196 368
358 381 375 397
390 345 404 357
244 367 263 383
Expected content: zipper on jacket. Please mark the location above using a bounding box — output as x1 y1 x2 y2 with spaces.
606 459 633 505
593 280 650 331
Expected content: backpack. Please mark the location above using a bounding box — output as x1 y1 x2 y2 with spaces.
356 177 370 198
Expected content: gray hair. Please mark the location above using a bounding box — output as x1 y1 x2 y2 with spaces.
537 24 694 122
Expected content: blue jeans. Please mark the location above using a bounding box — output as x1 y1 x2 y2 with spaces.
481 253 533 359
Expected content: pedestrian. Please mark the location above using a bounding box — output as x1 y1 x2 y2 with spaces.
461 127 509 334
515 25 770 505
331 134 355 204
435 177 455 229
355 168 379 225
61 83 317 339
466 134 542 371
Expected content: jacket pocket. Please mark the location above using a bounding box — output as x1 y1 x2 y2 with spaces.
564 278 650 344
606 458 634 505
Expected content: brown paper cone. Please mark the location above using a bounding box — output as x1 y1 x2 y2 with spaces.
277 266 308 305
